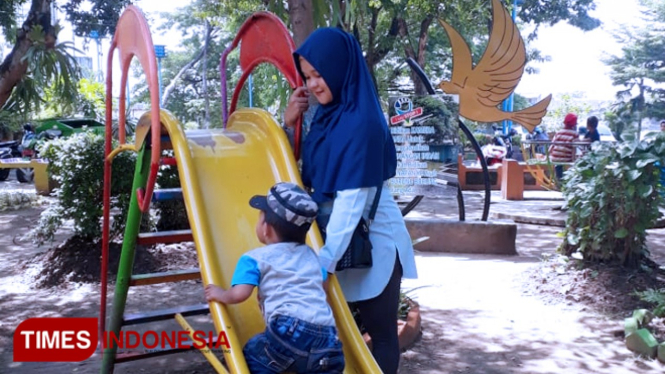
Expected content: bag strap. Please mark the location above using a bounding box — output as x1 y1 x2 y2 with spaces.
368 183 382 225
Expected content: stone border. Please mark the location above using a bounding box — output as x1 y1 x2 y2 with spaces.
405 218 517 255
490 211 565 227
624 309 665 362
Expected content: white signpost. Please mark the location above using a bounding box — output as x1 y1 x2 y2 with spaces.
388 95 460 196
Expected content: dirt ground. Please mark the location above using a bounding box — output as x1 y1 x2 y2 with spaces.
1 188 665 373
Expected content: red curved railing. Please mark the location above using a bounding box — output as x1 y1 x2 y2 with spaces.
219 11 304 159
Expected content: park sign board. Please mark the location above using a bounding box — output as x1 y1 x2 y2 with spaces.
154 45 166 58
387 94 460 196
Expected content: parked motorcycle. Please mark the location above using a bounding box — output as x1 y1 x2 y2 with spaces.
0 140 22 181
16 126 62 183
493 125 518 159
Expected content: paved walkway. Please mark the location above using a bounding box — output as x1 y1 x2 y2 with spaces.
404 190 565 223
2 180 665 373
398 189 665 373
0 170 34 193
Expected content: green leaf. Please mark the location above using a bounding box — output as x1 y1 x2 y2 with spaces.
636 158 659 168
627 185 635 196
614 228 629 238
567 233 580 245
639 184 653 198
580 204 592 218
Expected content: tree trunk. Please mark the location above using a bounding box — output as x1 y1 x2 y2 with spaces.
397 18 419 95
161 27 213 108
0 0 54 109
637 82 645 136
364 13 399 91
398 16 433 96
415 16 434 95
287 0 315 47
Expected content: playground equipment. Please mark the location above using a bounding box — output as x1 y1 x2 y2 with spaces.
101 7 379 373
219 11 302 158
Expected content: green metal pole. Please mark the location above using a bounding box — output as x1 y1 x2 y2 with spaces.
101 144 151 373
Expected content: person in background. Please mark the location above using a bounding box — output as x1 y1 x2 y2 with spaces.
549 113 578 180
528 126 549 155
660 120 665 132
584 116 600 143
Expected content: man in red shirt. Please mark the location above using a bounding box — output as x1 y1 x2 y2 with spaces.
549 113 578 180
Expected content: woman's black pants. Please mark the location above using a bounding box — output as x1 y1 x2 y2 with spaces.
355 253 403 374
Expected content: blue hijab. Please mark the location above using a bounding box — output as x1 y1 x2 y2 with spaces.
294 28 396 203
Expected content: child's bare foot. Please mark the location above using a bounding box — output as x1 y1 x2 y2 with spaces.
204 284 226 302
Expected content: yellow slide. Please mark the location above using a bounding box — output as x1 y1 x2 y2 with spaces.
156 108 381 373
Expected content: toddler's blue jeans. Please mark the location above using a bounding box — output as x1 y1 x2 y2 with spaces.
243 315 344 373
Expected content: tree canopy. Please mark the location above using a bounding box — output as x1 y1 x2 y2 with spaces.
603 0 665 135
0 0 604 132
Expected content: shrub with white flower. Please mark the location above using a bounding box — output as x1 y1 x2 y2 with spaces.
31 131 136 244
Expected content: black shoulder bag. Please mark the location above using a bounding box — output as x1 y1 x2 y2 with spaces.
335 185 382 271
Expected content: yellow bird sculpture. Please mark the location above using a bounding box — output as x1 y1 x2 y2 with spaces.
437 0 552 132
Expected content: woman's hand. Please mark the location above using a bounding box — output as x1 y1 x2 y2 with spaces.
284 86 310 128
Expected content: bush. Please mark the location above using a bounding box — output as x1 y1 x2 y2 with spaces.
31 131 136 244
409 95 459 145
635 288 665 317
560 132 665 267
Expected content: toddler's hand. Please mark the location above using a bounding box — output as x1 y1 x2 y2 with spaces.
204 284 226 303
323 276 331 292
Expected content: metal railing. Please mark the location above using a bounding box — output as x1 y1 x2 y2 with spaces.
519 139 597 190
521 139 594 164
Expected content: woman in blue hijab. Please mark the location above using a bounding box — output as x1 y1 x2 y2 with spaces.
285 27 418 374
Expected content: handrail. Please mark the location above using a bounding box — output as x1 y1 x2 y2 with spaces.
522 139 593 164
101 5 163 346
219 12 303 159
520 139 596 190
106 144 138 162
